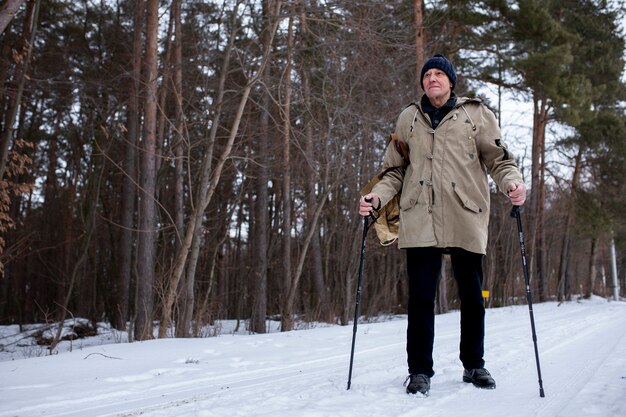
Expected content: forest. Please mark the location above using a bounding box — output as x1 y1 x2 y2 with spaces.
0 0 624 345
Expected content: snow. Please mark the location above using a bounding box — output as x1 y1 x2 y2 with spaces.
1 297 625 417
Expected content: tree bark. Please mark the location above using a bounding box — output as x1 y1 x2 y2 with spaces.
0 0 39 181
50 144 105 352
135 0 160 341
170 0 191 338
609 237 619 301
0 0 26 36
251 0 282 334
585 237 598 298
113 0 142 332
530 94 549 302
557 148 582 302
297 0 330 322
252 35 271 334
413 0 425 95
285 188 332 331
280 9 294 332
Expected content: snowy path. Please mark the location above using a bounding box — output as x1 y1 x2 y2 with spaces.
1 299 624 417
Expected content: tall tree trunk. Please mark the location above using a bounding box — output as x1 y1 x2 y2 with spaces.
537 138 547 300
135 0 160 341
0 0 27 36
0 0 39 181
280 10 294 332
251 0 282 334
169 0 191 338
609 237 619 301
0 42 10 111
297 1 329 322
43 119 62 315
530 94 549 302
413 0 425 95
113 0 142 332
286 189 332 326
252 38 270 334
155 4 175 178
585 237 598 298
50 148 105 352
557 148 582 302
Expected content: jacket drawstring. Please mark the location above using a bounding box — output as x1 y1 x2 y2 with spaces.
461 105 477 131
410 106 420 133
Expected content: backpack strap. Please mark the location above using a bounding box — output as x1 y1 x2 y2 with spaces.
390 132 410 164
377 133 409 180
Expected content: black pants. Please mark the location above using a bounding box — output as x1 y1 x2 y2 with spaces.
406 247 485 377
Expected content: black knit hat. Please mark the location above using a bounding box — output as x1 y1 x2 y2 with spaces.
420 54 457 90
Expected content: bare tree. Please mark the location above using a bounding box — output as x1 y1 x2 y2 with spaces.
529 95 549 302
159 0 283 337
585 238 598 298
0 0 39 180
296 0 330 322
280 8 294 332
414 0 425 95
557 148 583 301
49 134 105 352
0 0 27 36
249 0 283 334
158 1 240 339
170 0 189 338
135 0 160 341
112 0 143 333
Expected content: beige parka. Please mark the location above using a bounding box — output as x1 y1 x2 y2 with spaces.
371 97 523 254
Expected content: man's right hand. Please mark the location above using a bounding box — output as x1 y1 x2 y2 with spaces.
359 193 380 217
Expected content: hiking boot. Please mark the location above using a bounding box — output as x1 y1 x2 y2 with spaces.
463 368 496 389
404 373 430 396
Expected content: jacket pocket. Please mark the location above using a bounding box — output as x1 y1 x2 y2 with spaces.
451 182 482 213
399 179 424 210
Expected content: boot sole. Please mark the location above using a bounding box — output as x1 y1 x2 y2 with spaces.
406 388 429 396
463 377 496 389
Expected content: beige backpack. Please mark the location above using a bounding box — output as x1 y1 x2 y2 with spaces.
360 133 410 246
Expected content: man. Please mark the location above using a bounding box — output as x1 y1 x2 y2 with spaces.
359 54 526 396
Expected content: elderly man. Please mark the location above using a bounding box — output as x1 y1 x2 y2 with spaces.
359 54 526 396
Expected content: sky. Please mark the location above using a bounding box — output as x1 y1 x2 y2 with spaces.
1 297 624 417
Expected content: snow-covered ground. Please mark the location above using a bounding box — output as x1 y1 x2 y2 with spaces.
1 297 625 417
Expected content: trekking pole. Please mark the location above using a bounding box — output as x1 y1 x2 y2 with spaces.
347 209 373 390
511 205 546 398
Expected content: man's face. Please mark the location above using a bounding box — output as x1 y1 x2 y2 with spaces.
423 68 451 102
